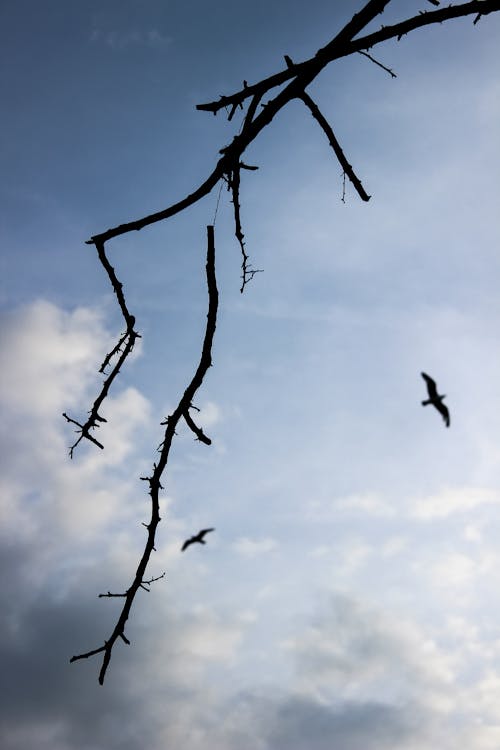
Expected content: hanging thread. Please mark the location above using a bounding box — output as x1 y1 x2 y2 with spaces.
212 178 224 225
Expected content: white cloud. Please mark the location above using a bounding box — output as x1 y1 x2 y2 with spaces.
231 537 278 558
430 553 477 589
335 492 395 517
444 615 479 643
412 487 500 520
475 671 500 722
78 386 151 467
381 536 407 558
195 400 221 428
306 492 394 522
334 538 372 577
0 300 153 579
235 609 259 624
423 550 497 594
284 595 458 712
463 524 483 543
0 300 108 417
309 545 331 558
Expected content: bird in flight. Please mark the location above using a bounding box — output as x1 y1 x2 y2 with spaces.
420 372 450 427
181 528 215 551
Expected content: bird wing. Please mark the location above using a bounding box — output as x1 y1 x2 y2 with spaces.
182 528 214 550
421 372 438 399
435 400 450 427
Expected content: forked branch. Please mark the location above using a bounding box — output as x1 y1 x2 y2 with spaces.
70 226 218 684
79 1 499 252
63 241 140 457
65 0 500 683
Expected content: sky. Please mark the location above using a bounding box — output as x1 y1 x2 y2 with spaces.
1 0 500 747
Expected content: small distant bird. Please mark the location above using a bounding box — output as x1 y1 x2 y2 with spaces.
421 372 450 427
181 528 215 552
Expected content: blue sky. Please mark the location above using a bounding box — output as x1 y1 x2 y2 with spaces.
1 1 500 748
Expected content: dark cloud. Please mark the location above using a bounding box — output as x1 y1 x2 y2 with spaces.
266 696 422 750
0 567 432 750
0 580 180 750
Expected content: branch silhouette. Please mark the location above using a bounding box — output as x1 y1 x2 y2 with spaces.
70 226 218 684
63 240 140 456
65 0 500 683
84 1 499 248
298 91 371 203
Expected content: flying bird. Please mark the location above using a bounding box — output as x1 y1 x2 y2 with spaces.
420 372 450 427
181 528 215 552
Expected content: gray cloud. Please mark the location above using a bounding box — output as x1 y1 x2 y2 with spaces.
265 696 422 750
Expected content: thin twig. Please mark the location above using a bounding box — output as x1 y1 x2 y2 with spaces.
357 50 397 77
226 165 263 293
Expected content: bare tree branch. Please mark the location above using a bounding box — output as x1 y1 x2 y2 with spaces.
65 0 500 683
197 0 497 114
81 1 498 251
70 227 218 684
183 407 212 445
82 1 390 247
351 0 500 44
86 168 224 245
62 412 105 453
224 164 264 293
62 239 140 456
243 92 263 130
98 590 127 599
198 0 392 116
298 91 371 203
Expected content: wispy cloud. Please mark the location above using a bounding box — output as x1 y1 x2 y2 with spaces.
89 28 172 49
412 486 500 520
306 491 394 522
231 536 278 558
